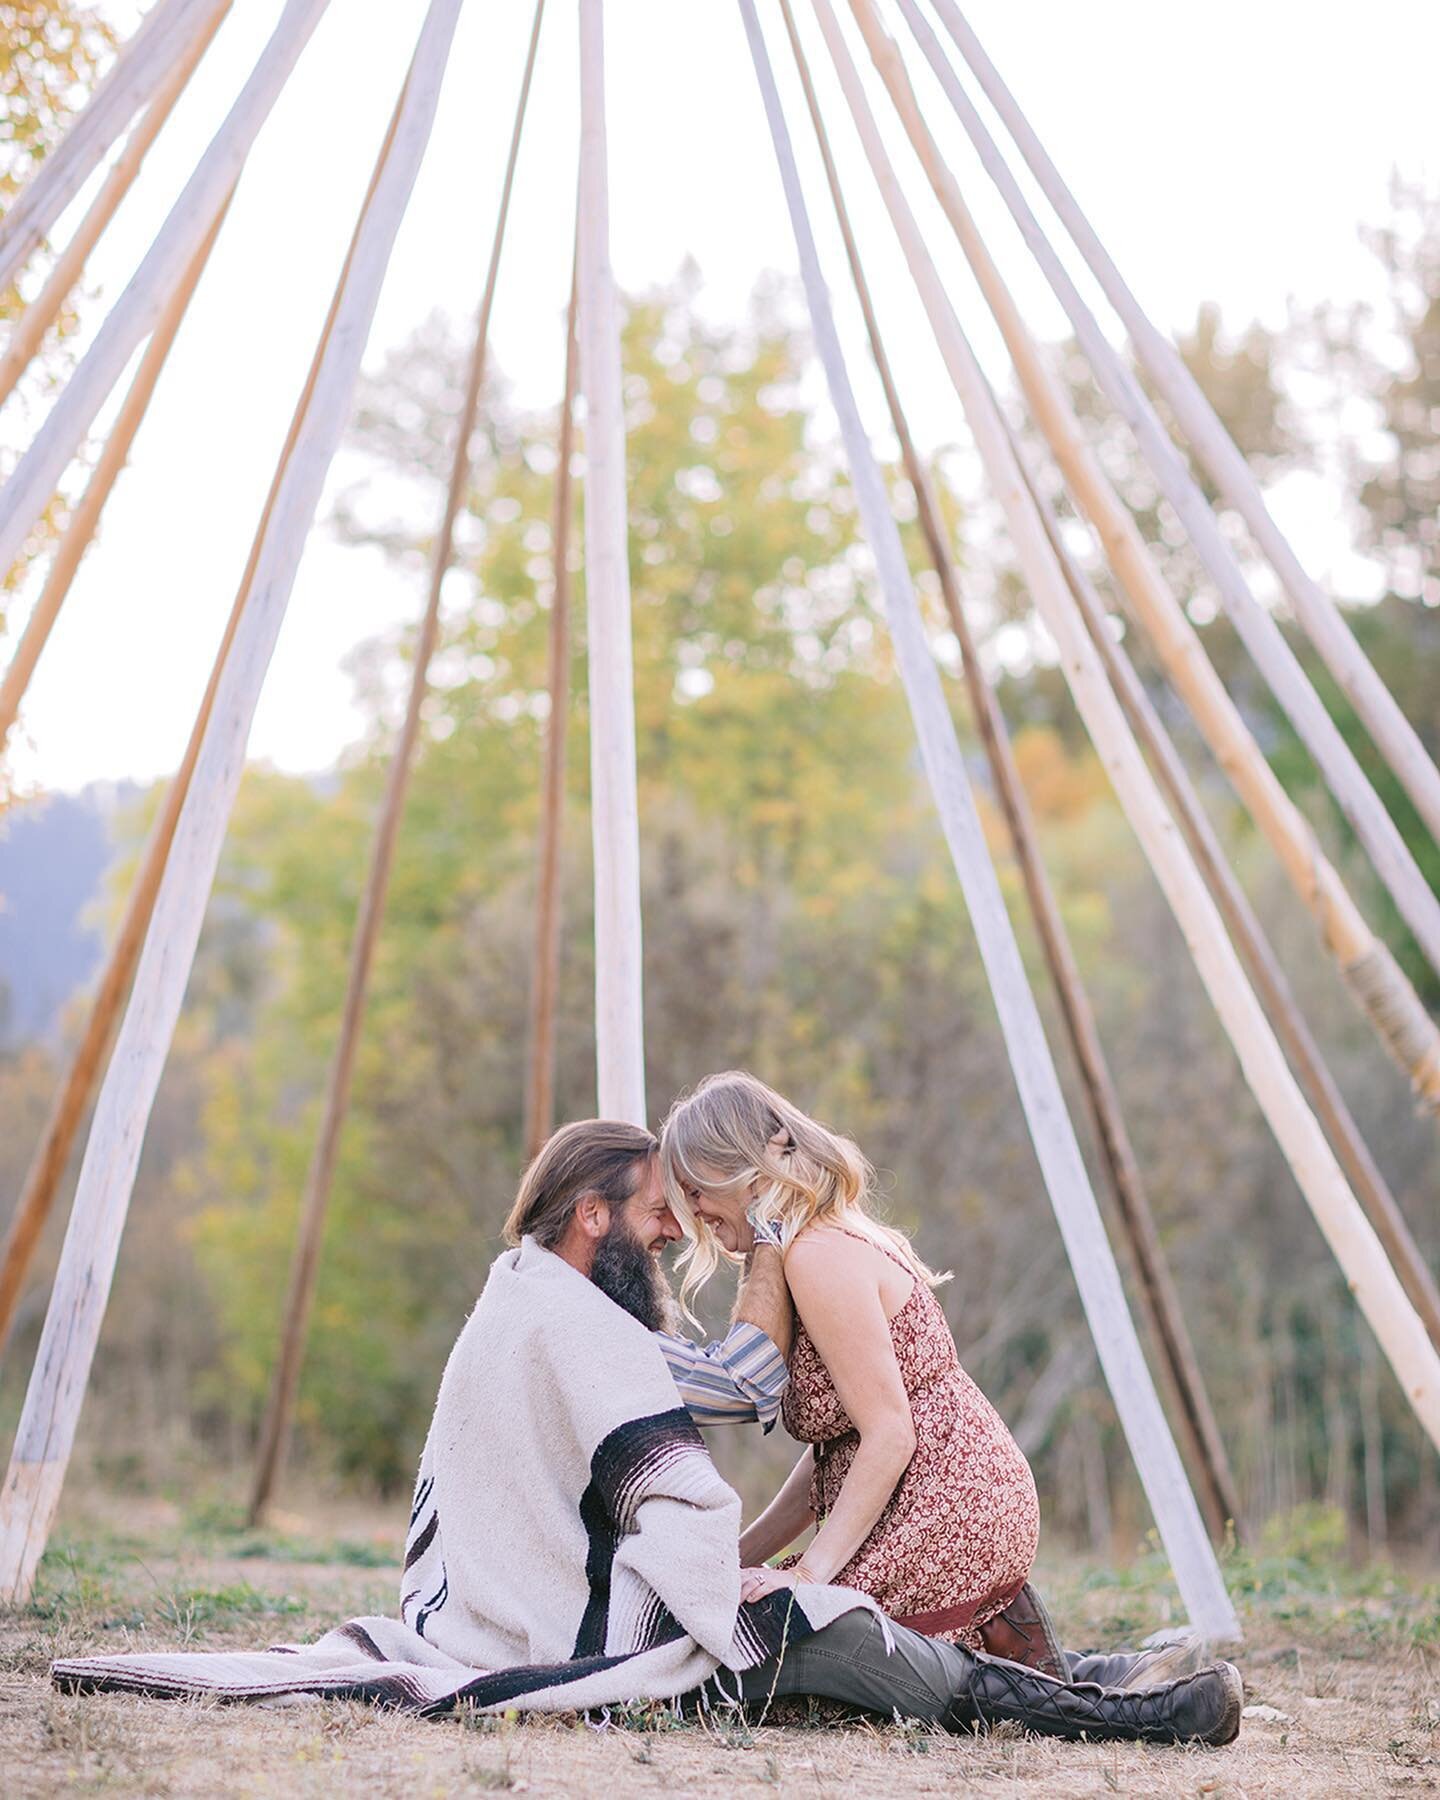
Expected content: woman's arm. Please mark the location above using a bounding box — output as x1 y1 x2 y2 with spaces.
748 1230 915 1594
739 1447 815 1566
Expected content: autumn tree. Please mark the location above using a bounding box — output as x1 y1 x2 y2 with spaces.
0 2 117 616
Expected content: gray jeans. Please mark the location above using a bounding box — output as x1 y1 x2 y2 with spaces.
718 1609 972 1723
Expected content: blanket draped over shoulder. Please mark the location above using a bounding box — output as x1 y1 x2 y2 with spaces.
52 1238 875 1716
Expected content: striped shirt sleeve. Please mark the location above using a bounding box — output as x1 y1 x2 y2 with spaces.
656 1321 789 1430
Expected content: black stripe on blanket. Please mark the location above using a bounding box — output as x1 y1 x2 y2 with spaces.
337 1622 387 1662
404 1510 438 1571
572 1407 706 1658
734 1587 816 1665
448 1649 642 1715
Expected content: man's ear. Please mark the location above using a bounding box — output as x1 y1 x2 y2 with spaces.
573 1191 612 1240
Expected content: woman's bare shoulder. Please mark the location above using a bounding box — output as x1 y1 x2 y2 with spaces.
785 1222 883 1285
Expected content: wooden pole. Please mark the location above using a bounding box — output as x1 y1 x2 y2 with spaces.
0 0 335 588
246 0 547 1526
806 0 1440 1464
918 0 1440 854
778 0 1241 1544
0 0 228 294
0 205 237 1358
0 200 229 759
524 247 580 1163
865 0 1440 1117
0 3 231 412
577 0 646 1128
740 0 1240 1642
0 0 462 1605
1015 433 1440 1358
896 0 1440 987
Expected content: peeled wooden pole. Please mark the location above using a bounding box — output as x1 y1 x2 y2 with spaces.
779 0 1240 1542
0 3 231 411
808 0 1440 1463
0 208 238 1359
524 251 580 1163
247 0 545 1527
0 202 229 759
0 0 334 587
858 0 1440 1115
0 0 228 293
920 0 1440 854
577 0 646 1128
894 0 1440 986
1011 429 1440 1357
741 0 1239 1640
0 0 462 1605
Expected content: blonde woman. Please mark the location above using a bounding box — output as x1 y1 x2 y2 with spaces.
661 1070 1043 1651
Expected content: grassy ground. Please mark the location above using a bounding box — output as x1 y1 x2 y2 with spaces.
2 1496 1436 1797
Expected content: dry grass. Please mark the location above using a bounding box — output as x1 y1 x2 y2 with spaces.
2 1496 1437 1797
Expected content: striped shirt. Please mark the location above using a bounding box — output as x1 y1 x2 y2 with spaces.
657 1321 789 1429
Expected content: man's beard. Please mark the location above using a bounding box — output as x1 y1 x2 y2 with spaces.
590 1216 673 1332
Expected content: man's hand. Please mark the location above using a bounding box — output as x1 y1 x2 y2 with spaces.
732 1241 793 1362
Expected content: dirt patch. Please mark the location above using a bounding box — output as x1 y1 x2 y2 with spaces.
2 1517 1437 1797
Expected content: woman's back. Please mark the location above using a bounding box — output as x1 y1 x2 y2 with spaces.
782 1223 1040 1644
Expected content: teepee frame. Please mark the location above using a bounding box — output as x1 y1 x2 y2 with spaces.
0 0 1434 1627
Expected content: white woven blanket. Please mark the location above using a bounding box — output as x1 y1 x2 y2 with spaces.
53 1237 873 1715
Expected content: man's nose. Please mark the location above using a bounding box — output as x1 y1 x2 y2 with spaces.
659 1207 683 1242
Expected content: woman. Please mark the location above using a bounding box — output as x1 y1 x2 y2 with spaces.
661 1070 1041 1648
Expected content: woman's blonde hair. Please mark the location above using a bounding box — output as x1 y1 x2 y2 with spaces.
660 1070 947 1318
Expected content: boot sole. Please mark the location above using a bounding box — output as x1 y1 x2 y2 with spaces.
1200 1660 1244 1746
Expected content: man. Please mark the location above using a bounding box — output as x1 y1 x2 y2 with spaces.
52 1121 1242 1746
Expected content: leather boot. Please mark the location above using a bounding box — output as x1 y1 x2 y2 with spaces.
946 1652 1244 1746
975 1582 1066 1678
1067 1632 1208 1691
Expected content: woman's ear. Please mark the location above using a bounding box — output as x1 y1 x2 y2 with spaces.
574 1191 612 1240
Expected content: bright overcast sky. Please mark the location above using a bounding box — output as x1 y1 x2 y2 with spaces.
4 0 1438 796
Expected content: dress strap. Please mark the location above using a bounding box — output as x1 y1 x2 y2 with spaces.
824 1221 917 1277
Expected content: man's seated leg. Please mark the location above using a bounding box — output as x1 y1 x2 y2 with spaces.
702 1608 1242 1747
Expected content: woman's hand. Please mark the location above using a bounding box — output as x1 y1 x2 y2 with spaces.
739 1565 807 1604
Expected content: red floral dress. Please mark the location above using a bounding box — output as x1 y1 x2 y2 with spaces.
782 1228 1040 1645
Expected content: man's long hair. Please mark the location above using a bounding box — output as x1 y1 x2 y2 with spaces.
504 1118 658 1248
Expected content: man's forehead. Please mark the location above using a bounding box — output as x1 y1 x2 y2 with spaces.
634 1160 665 1206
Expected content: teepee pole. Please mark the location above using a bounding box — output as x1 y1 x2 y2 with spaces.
920 0 1440 853
0 0 228 295
807 0 1440 1465
0 3 231 412
0 198 230 760
0 206 237 1360
857 0 1440 1115
578 0 646 1128
741 0 1240 1641
894 0 1440 986
1014 438 1440 1357
0 0 462 1606
524 245 580 1163
778 0 1240 1543
0 0 335 588
246 0 545 1527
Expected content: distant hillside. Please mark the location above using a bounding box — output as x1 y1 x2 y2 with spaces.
0 785 140 1048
